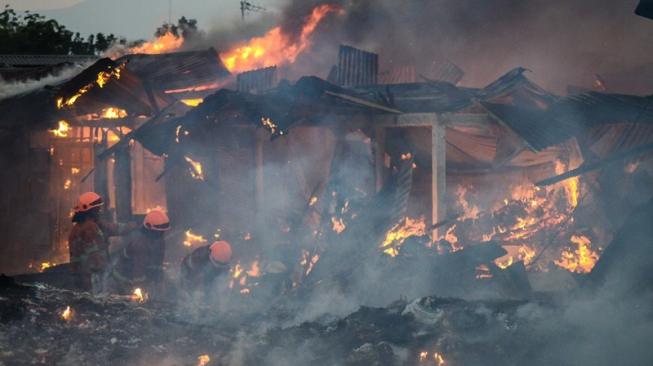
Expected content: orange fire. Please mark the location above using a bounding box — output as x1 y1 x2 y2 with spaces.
131 288 147 303
100 107 128 119
180 98 204 107
49 120 71 138
197 354 211 366
554 234 600 273
184 156 205 181
130 31 183 54
63 178 72 190
61 306 73 321
261 117 283 136
418 351 446 365
220 4 342 73
331 217 346 233
183 229 207 247
56 63 125 109
381 216 427 257
229 259 263 294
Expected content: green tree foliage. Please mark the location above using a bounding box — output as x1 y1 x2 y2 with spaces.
155 16 198 40
0 5 124 55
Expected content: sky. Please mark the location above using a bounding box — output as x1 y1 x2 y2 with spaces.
0 0 281 40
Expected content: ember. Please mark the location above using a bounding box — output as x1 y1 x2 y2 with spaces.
183 229 207 247
131 288 147 303
60 306 73 322
197 354 210 366
261 117 283 136
49 120 70 138
220 4 342 73
184 156 205 180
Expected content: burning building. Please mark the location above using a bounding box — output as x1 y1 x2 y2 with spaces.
2 2 653 364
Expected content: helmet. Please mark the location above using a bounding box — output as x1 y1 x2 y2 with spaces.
143 210 170 231
74 192 104 213
209 241 232 265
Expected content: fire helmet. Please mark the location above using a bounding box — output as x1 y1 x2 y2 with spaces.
74 192 104 213
209 241 232 265
143 210 171 231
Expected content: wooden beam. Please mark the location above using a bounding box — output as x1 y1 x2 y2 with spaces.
114 144 132 222
375 113 492 127
431 114 447 238
374 126 386 192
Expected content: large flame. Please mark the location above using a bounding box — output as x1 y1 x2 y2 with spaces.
130 32 184 54
56 63 125 109
220 4 341 73
381 217 427 257
554 234 600 273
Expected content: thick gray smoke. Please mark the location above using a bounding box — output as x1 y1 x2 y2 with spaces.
191 0 652 94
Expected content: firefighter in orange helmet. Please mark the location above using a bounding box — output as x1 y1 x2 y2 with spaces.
68 192 136 293
181 240 232 292
111 210 171 296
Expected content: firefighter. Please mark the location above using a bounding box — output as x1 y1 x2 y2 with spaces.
68 192 136 293
110 209 171 296
180 240 232 293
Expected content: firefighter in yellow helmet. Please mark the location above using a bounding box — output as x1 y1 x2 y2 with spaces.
181 240 232 292
68 192 136 292
111 210 171 296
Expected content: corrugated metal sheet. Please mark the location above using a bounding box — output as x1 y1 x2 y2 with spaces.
237 66 277 93
118 48 230 94
333 45 378 87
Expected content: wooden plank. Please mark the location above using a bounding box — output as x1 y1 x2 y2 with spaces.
431 114 447 238
374 127 386 192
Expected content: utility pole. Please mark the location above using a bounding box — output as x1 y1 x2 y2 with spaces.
240 0 266 21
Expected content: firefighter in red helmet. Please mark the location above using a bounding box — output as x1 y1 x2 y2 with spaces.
111 209 171 296
181 240 232 292
68 192 136 293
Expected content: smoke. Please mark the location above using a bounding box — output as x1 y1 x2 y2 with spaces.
0 63 90 101
183 0 652 94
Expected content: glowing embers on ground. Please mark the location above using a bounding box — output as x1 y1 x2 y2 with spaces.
130 31 184 54
131 288 147 303
229 259 262 295
554 234 600 273
60 306 73 322
220 4 343 73
49 120 71 138
196 354 211 366
418 350 446 365
380 216 427 257
183 229 207 247
184 156 205 181
56 63 125 109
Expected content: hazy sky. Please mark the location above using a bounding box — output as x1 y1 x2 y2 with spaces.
0 0 282 40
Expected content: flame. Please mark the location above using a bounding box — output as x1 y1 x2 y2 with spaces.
180 98 204 107
63 179 72 190
455 185 480 220
131 288 147 303
475 264 494 279
71 167 80 175
494 245 536 269
229 259 264 294
554 235 600 273
381 217 427 257
164 81 227 94
175 125 189 143
56 63 125 109
309 196 318 206
197 354 210 366
40 262 53 272
130 32 183 54
183 229 207 247
418 351 446 365
220 4 342 73
49 120 71 138
100 107 128 119
261 117 283 136
61 306 73 321
331 216 346 233
184 156 205 180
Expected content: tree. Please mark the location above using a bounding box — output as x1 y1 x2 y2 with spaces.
155 16 199 40
0 5 123 55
